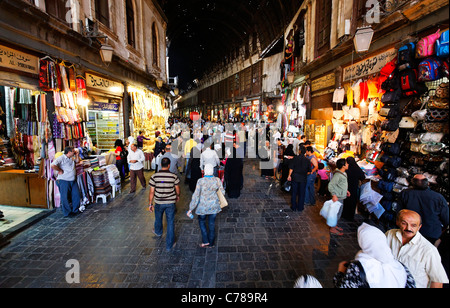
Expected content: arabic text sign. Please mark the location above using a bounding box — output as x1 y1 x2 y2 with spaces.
343 48 397 82
86 73 124 94
0 45 39 74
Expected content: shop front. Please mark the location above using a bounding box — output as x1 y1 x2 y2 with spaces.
0 43 94 210
0 43 48 209
128 86 167 153
324 28 449 221
85 73 124 151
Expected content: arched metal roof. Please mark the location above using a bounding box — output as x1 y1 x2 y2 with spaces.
156 0 303 90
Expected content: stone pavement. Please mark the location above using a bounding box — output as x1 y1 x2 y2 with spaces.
0 159 364 288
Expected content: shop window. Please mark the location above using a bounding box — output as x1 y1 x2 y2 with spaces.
152 23 159 67
126 0 136 48
95 0 110 28
45 0 70 24
315 0 332 57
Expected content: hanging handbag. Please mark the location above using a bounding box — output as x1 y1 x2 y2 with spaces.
411 109 427 121
435 82 449 98
399 117 417 129
419 132 444 143
380 154 402 168
380 89 401 103
379 166 397 181
216 179 228 208
381 142 401 155
423 122 450 133
422 143 445 153
378 180 394 192
428 97 449 109
426 109 449 122
381 117 401 131
379 107 399 118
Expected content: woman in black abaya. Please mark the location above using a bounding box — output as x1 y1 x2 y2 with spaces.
343 156 366 221
188 144 203 192
224 146 244 198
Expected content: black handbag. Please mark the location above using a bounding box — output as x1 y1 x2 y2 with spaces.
282 181 292 192
381 89 402 103
381 142 401 155
380 154 402 168
379 166 397 181
381 117 401 131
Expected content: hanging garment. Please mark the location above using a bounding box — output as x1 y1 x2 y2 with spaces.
359 81 369 102
333 88 346 103
347 86 354 107
351 80 362 105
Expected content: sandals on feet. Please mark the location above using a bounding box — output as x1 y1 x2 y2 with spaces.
330 228 343 236
199 243 210 248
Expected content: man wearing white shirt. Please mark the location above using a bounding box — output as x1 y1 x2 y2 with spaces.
127 143 146 193
386 209 449 288
201 143 220 176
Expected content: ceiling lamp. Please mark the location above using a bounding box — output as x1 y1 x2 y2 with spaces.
99 44 114 64
354 26 374 53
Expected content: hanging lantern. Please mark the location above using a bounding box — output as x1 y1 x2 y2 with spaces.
287 72 295 84
354 26 374 53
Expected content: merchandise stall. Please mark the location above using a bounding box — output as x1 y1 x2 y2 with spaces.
0 44 49 208
85 73 124 151
325 29 449 223
129 86 168 167
0 45 123 211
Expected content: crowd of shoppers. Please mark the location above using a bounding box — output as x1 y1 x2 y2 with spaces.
86 116 448 288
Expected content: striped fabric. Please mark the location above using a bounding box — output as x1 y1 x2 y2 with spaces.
149 170 180 204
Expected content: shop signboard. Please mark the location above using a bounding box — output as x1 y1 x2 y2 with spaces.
343 48 397 82
89 101 120 112
86 73 124 95
0 45 39 75
311 73 335 92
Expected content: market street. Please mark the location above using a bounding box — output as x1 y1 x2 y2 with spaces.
0 158 363 288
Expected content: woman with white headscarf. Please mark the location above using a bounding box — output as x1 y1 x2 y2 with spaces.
334 223 416 288
187 164 225 248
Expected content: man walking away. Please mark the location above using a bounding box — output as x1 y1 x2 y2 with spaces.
149 157 180 251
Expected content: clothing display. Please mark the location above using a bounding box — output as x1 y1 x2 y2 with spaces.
324 30 449 227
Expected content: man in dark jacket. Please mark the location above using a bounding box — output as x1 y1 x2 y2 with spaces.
398 174 449 244
287 145 311 212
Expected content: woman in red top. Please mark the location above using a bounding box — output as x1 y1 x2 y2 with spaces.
115 139 126 182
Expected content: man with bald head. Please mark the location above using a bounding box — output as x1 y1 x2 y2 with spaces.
398 174 449 244
386 209 449 288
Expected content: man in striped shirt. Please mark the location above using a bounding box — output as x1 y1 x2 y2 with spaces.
148 157 180 251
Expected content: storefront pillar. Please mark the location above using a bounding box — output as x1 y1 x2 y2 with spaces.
123 82 131 138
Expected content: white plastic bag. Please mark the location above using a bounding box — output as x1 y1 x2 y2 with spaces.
359 182 383 205
320 199 342 227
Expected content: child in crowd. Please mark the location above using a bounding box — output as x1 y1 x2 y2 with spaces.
317 162 329 197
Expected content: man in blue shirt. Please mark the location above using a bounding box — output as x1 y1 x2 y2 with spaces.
51 146 81 217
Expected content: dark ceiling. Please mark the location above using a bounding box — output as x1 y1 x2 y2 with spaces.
155 0 303 91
